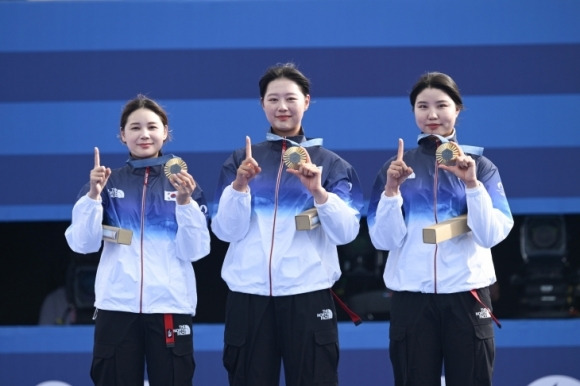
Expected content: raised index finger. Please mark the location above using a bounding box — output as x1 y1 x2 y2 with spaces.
245 136 252 159
397 138 404 161
94 147 100 167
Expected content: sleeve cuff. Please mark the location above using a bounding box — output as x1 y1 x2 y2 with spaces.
465 181 483 194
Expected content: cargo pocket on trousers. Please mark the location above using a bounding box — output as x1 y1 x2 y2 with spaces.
92 342 115 361
90 343 116 381
314 329 339 383
223 331 246 376
171 340 195 382
389 325 406 347
474 322 495 383
389 325 407 378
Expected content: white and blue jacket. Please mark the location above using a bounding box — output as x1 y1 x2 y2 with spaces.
211 132 364 296
65 155 211 315
367 134 513 294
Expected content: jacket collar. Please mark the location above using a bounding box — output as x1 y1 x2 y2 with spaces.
126 153 174 169
266 129 323 148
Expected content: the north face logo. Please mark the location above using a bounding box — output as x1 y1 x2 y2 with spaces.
173 325 191 336
317 309 333 321
475 308 491 319
108 188 125 198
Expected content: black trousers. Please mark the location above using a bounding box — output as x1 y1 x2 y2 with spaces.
223 289 339 386
389 289 495 386
91 310 195 386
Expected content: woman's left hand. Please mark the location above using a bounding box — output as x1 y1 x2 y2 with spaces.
170 170 197 205
286 148 328 204
438 146 479 188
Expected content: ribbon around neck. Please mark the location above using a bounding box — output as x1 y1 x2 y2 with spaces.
127 154 175 169
416 133 483 156
266 132 323 148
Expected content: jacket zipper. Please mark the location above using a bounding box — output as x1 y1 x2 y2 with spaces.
433 148 439 294
139 167 149 312
268 140 286 296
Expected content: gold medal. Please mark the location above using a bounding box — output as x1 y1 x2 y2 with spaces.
164 157 188 178
283 146 307 170
435 142 460 166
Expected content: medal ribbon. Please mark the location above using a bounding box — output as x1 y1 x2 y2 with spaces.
128 154 174 169
266 132 323 148
417 133 484 156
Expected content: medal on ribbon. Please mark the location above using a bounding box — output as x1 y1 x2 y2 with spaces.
283 146 307 170
164 157 188 178
435 142 460 166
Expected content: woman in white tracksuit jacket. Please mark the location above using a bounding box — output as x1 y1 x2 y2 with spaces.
212 63 364 386
65 95 211 386
367 72 513 386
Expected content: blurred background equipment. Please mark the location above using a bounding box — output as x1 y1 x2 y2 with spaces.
335 219 391 321
513 215 576 318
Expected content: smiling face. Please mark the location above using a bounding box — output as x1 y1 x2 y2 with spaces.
261 77 310 137
413 87 460 137
120 108 168 159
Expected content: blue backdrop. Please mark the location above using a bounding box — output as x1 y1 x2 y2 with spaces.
1 0 579 221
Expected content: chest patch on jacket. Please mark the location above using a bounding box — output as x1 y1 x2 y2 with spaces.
164 191 178 201
107 188 125 198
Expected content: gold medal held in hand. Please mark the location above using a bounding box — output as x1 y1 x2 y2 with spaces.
164 157 188 178
435 142 460 166
283 146 307 170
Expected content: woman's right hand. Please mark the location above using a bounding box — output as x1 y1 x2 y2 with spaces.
385 138 413 197
232 136 261 192
88 147 111 200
